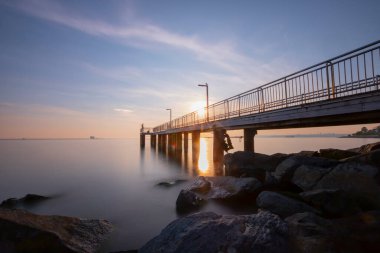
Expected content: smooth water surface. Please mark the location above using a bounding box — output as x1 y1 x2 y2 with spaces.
0 137 378 251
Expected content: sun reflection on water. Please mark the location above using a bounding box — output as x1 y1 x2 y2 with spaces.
197 138 210 175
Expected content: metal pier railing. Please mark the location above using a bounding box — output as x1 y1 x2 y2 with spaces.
153 40 380 133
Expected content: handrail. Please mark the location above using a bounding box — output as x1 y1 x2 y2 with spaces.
153 40 380 133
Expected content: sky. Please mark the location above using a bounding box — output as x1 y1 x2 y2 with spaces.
0 0 379 138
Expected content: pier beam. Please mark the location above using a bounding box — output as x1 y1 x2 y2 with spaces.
244 128 257 152
151 134 156 148
183 132 189 153
140 134 145 148
192 131 200 163
213 128 225 163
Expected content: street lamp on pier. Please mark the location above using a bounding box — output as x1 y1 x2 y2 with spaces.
198 83 209 121
166 108 172 129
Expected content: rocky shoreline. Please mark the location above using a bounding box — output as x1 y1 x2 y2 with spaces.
142 141 380 253
1 142 379 252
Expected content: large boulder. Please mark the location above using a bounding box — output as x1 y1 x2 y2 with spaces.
313 162 380 209
285 212 335 253
273 156 338 183
319 148 359 160
342 150 380 169
351 141 380 154
140 211 289 253
299 189 361 217
0 208 113 253
224 151 288 180
256 191 319 218
286 211 380 253
186 176 211 193
291 165 332 191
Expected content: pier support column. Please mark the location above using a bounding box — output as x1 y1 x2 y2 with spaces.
213 128 224 163
151 134 156 148
244 128 257 152
162 134 167 152
140 134 145 148
183 132 189 153
192 131 200 163
176 133 182 153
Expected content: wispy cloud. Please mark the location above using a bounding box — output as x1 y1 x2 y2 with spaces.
4 0 267 76
113 108 133 113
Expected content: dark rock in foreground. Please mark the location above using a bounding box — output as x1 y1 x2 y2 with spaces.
0 208 113 253
286 211 380 253
0 194 50 209
176 190 204 213
140 211 289 253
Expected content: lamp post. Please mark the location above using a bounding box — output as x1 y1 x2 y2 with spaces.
198 83 209 121
166 108 172 128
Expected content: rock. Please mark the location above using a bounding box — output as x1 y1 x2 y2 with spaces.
224 151 288 180
342 149 380 169
300 189 361 217
256 191 320 218
286 211 380 253
273 155 338 183
140 211 289 253
186 176 211 193
285 212 335 253
0 194 50 209
0 208 113 253
291 165 332 191
156 179 187 187
354 141 380 154
313 162 380 210
176 190 204 213
319 148 359 160
204 176 262 200
295 151 319 157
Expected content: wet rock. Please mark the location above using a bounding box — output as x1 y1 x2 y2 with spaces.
186 176 211 193
273 156 338 183
300 189 361 217
291 165 332 191
224 151 288 180
176 190 204 213
140 211 289 253
295 151 319 157
319 148 359 160
285 212 335 253
257 191 320 218
0 208 113 253
156 179 187 187
0 194 50 209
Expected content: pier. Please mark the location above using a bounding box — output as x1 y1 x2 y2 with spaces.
141 41 380 166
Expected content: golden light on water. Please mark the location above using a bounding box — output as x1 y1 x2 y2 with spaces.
197 138 210 175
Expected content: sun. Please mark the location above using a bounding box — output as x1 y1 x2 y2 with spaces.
190 101 206 118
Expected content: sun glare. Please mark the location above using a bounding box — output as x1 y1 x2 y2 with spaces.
197 138 210 175
191 101 206 118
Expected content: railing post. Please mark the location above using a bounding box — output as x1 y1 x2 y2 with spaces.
329 61 336 98
326 62 331 99
238 96 241 117
284 77 288 107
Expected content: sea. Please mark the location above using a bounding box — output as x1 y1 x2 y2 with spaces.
0 136 378 252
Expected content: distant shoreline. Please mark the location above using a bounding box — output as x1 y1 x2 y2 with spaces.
340 135 380 139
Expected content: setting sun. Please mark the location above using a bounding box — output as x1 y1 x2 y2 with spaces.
190 101 206 118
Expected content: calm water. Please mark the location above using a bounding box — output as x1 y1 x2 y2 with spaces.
0 136 378 252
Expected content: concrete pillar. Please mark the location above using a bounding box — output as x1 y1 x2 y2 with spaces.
213 128 224 163
151 134 156 148
158 134 162 150
162 134 167 152
176 133 182 153
192 131 200 163
140 134 145 148
244 128 257 152
184 132 189 153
